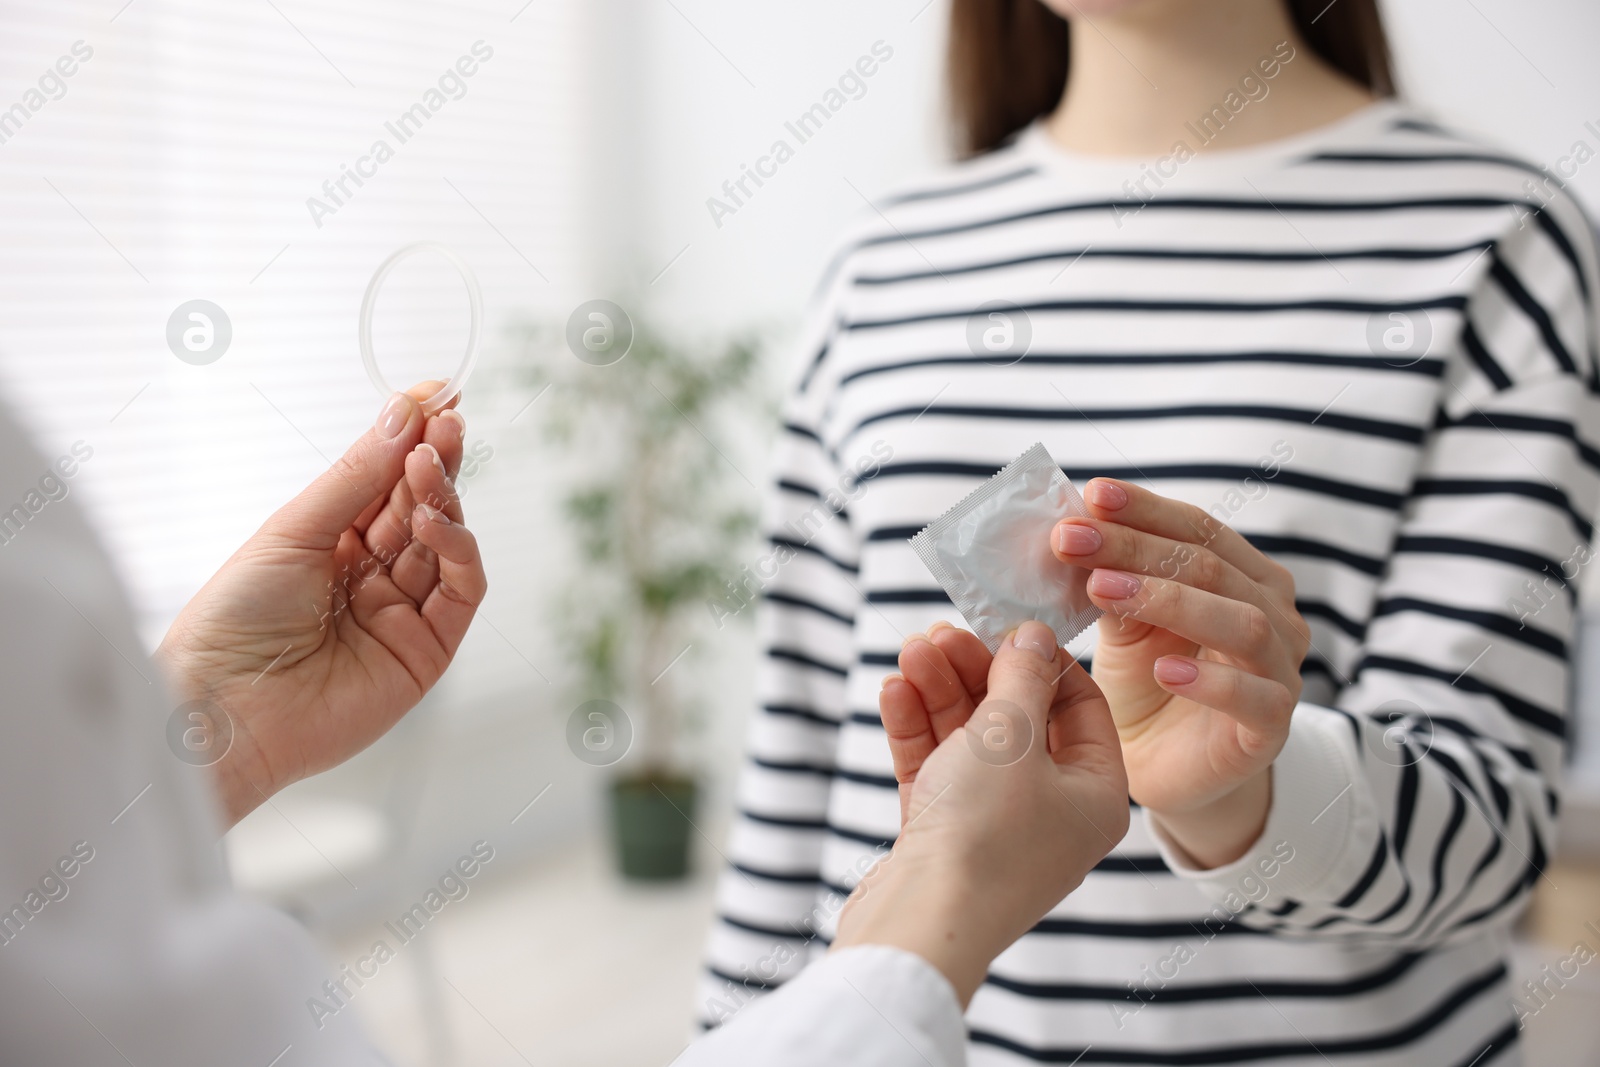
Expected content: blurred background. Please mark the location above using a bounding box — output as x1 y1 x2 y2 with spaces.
2 1 1599 1064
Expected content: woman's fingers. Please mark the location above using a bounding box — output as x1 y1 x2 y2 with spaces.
410 379 461 417
1084 568 1297 678
886 624 995 824
388 443 462 603
1079 477 1294 592
411 503 486 656
880 675 936 824
358 381 465 555
1045 652 1121 768
363 422 464 563
972 627 1124 842
350 380 452 540
927 623 991 703
1057 482 1312 702
899 634 979 745
262 391 424 550
409 440 463 523
427 408 467 482
973 621 1067 748
1151 654 1296 740
362 465 418 560
352 492 389 535
1055 515 1265 605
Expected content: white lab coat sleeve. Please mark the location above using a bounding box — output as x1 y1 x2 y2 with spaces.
0 405 388 1067
679 945 967 1067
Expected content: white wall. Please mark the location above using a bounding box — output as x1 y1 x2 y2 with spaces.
1384 0 1600 213
619 0 1600 341
609 0 953 333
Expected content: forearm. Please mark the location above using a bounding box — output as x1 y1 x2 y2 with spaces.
833 851 994 1007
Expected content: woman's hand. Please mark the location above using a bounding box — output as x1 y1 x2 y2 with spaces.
834 621 1128 1006
1053 478 1310 868
156 383 488 828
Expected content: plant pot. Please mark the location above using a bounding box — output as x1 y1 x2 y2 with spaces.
609 774 698 881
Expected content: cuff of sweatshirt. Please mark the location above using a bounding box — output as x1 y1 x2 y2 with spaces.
1145 702 1378 911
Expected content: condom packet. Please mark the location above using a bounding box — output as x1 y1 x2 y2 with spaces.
909 442 1102 653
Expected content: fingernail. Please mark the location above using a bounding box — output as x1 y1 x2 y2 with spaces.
377 393 413 439
901 631 926 648
1055 522 1102 555
1088 480 1129 510
417 442 446 475
880 672 903 690
438 408 466 441
1088 569 1141 599
414 503 450 526
1154 657 1198 685
1011 620 1057 660
925 620 954 636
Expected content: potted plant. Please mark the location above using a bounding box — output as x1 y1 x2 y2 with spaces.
515 315 766 880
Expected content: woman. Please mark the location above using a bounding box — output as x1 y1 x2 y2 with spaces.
0 382 1129 1066
701 0 1600 1063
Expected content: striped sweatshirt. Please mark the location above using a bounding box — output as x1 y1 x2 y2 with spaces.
699 101 1600 1066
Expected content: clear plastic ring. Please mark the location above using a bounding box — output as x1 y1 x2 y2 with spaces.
359 242 483 415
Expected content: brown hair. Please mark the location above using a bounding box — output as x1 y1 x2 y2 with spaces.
947 0 1396 157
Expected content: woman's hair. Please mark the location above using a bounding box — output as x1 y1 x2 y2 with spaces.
947 0 1395 157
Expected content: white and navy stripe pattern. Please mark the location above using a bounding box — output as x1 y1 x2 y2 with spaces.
700 103 1600 1066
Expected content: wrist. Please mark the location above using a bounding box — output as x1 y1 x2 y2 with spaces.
208 737 278 829
833 848 994 1008
1147 768 1272 870
153 643 278 831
